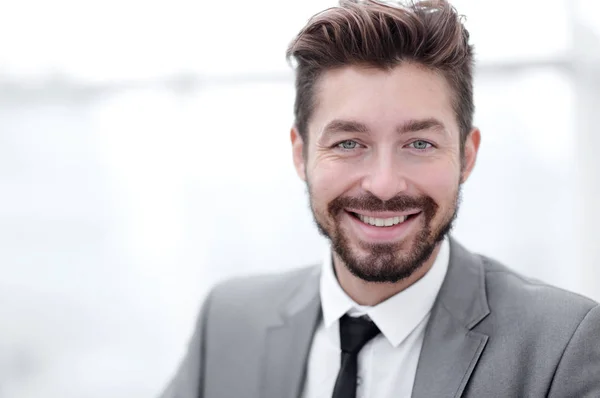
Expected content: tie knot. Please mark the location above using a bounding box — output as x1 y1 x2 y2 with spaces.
339 314 381 354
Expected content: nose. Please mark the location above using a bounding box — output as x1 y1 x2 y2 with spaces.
361 150 408 201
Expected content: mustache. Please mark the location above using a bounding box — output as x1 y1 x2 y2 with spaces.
328 192 437 215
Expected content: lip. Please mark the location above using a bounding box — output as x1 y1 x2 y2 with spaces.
344 210 421 243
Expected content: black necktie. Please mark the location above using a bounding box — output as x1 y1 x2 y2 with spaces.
332 314 381 398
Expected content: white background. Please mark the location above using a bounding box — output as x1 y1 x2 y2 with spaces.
0 0 599 397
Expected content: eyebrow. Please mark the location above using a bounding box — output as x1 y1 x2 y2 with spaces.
322 119 370 135
397 118 446 134
320 117 447 138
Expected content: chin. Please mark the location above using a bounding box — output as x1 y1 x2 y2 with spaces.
344 257 424 283
334 229 440 283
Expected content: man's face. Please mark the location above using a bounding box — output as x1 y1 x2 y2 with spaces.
291 63 479 283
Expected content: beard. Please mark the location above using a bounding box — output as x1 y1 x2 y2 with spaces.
309 187 461 283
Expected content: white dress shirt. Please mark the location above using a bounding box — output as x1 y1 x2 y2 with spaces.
302 238 449 398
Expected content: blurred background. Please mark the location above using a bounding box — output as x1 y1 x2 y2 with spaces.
0 0 599 396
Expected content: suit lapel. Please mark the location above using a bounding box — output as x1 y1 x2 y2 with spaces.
411 304 488 397
260 266 322 398
412 239 491 398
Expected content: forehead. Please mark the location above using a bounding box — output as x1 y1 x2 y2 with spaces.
309 63 458 137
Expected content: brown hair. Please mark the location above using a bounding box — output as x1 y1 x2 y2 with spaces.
286 0 474 151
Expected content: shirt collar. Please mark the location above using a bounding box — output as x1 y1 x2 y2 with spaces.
320 237 450 348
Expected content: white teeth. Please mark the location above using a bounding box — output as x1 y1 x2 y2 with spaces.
357 214 407 227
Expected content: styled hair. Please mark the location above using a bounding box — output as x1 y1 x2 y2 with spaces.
286 0 474 150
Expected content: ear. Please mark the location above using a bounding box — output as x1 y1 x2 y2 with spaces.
461 127 481 183
291 126 307 181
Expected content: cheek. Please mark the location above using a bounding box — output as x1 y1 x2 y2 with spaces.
411 163 460 204
308 160 355 207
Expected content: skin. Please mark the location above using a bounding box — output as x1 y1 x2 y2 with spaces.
291 63 480 306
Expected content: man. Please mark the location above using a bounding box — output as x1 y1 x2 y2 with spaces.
160 1 600 397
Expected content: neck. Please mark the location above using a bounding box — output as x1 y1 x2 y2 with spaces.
333 242 442 306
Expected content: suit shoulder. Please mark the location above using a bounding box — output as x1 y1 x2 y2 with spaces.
208 265 319 313
479 254 598 323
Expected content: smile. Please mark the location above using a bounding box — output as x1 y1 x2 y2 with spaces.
356 214 406 227
347 211 421 228
343 209 421 242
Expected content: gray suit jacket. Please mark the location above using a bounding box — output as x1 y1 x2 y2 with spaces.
160 239 600 397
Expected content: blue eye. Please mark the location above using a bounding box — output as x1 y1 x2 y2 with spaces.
409 140 432 150
337 140 359 150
